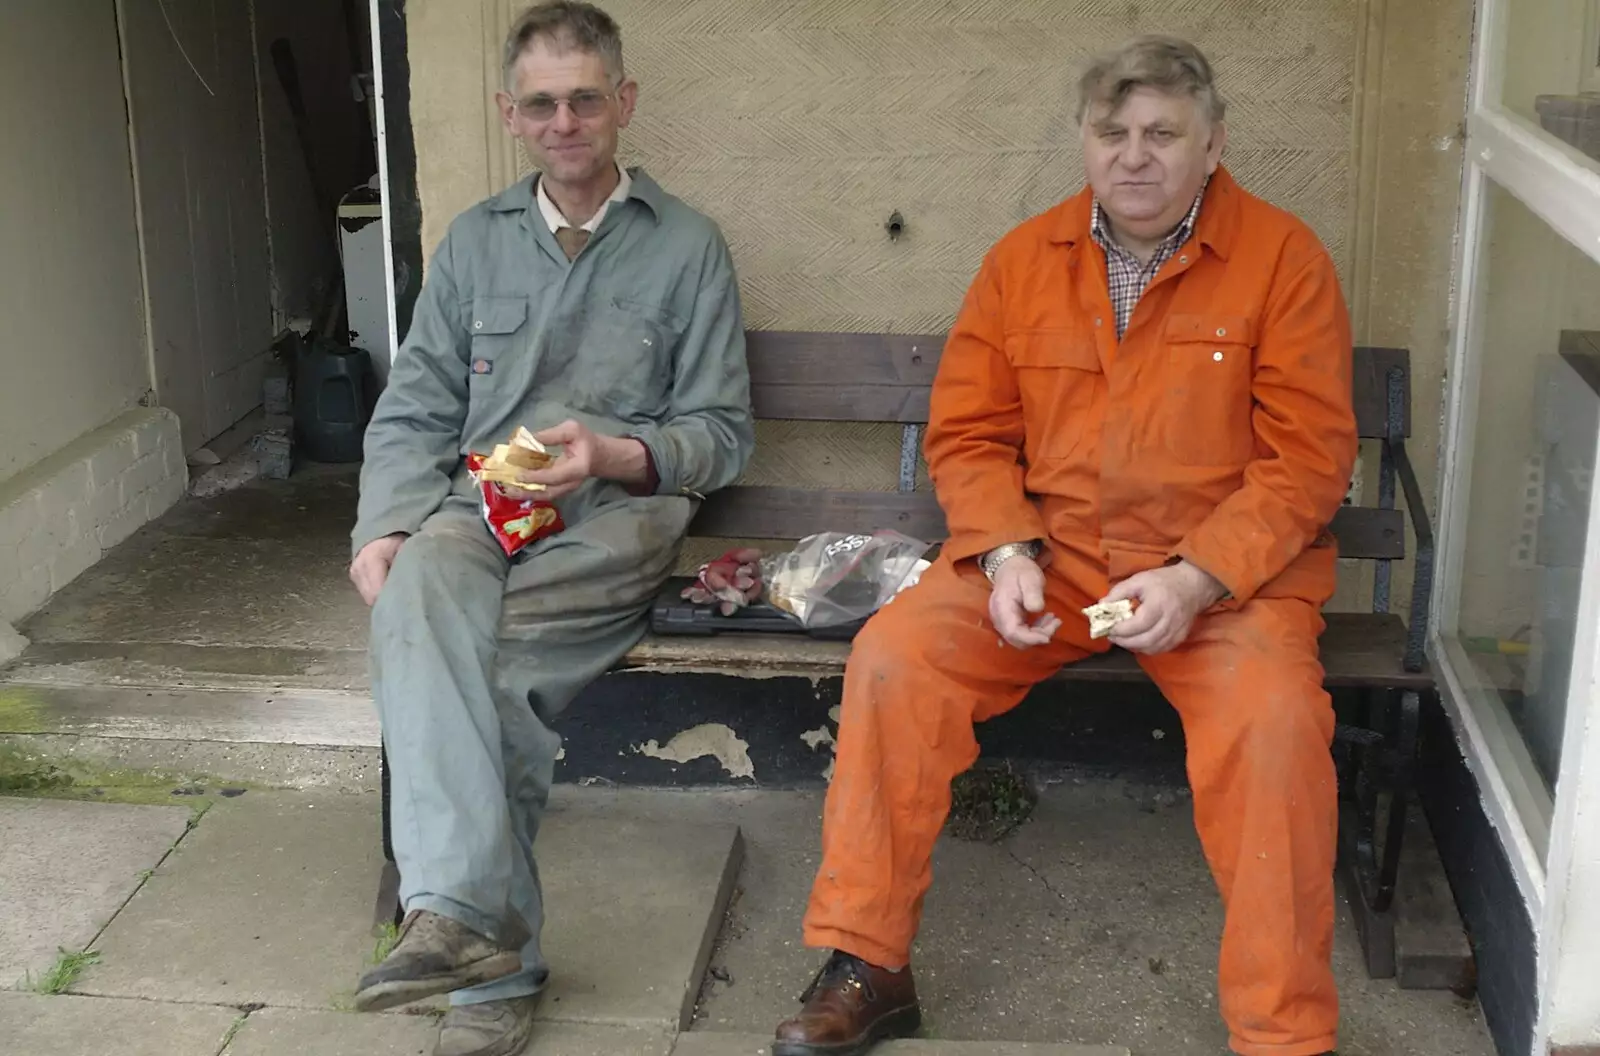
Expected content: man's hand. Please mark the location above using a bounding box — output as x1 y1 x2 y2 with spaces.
989 556 1062 649
1100 560 1227 655
350 533 408 606
517 419 649 500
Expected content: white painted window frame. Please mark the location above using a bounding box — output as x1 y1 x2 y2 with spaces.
1435 0 1600 1048
1582 0 1600 93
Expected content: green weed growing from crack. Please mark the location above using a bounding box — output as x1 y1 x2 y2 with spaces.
946 761 1038 842
368 920 401 965
220 1013 248 1049
24 948 101 994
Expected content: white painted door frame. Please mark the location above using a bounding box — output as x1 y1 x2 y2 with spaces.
368 0 401 374
1433 0 1600 1048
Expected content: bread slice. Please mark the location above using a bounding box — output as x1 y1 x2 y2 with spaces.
1082 598 1135 639
475 428 555 491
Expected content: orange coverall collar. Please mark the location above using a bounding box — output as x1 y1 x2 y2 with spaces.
1047 163 1242 264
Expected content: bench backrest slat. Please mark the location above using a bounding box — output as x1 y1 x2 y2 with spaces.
747 332 1410 439
704 332 1411 563
747 331 942 423
695 485 1405 561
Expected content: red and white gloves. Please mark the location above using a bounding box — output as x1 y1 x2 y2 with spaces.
680 547 764 615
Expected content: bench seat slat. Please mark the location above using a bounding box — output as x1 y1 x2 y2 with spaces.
622 612 1431 689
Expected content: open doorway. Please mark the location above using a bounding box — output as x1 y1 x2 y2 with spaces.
118 0 396 490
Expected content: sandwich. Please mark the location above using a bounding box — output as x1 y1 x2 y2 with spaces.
473 426 556 493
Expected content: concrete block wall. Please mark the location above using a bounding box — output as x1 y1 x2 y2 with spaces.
0 408 187 627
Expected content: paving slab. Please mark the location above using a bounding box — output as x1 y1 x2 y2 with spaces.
220 1007 435 1055
0 991 237 1056
75 791 384 1010
223 1007 675 1055
0 797 189 988
672 1034 1127 1055
528 789 743 1030
78 789 743 1032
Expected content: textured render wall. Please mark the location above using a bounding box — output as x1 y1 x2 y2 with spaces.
407 0 1469 593
0 410 188 629
1342 0 1473 615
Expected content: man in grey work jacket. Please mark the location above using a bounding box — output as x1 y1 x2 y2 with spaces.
346 4 754 1054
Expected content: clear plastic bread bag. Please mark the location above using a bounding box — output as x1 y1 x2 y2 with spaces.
761 530 933 628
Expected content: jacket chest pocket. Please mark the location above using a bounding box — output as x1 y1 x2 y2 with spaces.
465 296 530 427
549 297 683 420
1162 313 1255 466
1005 327 1103 460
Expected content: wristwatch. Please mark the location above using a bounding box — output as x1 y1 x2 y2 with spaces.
980 540 1042 582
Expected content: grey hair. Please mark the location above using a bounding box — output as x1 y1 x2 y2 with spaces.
1076 35 1226 127
502 1 625 91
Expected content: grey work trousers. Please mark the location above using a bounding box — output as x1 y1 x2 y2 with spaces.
370 487 691 1006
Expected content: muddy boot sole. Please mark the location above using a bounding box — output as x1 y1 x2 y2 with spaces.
354 949 524 1013
771 1004 922 1056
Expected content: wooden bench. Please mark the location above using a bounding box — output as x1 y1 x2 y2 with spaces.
628 331 1438 982
378 330 1441 983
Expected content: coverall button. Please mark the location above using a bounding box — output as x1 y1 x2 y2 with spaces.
474 320 483 330
1215 327 1226 337
1214 351 1224 362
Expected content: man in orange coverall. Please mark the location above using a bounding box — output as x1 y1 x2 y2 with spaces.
771 34 1357 1056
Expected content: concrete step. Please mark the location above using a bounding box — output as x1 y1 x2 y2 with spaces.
61 788 740 1033
675 1035 1128 1055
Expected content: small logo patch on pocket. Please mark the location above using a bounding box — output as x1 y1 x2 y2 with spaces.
471 358 494 375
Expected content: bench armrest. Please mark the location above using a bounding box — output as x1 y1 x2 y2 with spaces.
1385 436 1434 674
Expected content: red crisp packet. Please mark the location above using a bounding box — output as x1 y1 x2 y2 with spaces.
466 452 566 557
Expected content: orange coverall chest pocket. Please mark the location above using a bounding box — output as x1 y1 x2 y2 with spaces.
1004 326 1103 461
1161 313 1255 467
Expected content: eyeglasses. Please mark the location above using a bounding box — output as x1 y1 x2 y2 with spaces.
512 87 617 122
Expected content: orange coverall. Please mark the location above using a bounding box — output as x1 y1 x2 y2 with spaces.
802 167 1357 1056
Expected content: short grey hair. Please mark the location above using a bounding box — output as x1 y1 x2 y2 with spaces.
1076 35 1226 127
502 1 625 92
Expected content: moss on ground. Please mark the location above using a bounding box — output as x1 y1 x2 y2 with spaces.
0 743 254 807
0 688 50 735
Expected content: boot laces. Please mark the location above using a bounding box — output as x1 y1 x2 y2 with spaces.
799 951 877 1005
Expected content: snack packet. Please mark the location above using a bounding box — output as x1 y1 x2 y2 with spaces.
467 427 565 557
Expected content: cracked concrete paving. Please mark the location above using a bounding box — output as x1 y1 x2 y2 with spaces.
689 780 1494 1056
0 779 1494 1056
0 798 190 988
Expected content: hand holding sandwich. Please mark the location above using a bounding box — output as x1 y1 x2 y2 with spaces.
514 419 650 500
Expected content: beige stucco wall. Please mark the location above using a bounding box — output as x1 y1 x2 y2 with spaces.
406 0 1471 598
0 1 151 486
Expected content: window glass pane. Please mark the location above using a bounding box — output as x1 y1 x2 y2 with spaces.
1448 181 1600 810
1502 0 1600 167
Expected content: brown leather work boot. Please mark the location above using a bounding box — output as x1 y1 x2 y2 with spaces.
772 950 921 1056
354 910 527 1013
